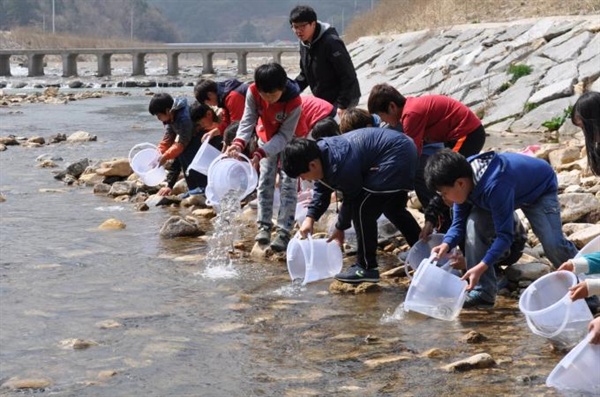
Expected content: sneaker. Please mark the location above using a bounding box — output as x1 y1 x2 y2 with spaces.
179 187 205 199
255 226 272 245
463 290 495 309
335 263 380 284
270 232 290 253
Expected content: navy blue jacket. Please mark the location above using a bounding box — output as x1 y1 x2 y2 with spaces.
307 128 418 230
443 151 558 266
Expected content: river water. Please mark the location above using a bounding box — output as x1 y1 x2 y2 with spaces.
0 90 585 396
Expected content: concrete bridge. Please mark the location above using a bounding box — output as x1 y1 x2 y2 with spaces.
0 43 298 77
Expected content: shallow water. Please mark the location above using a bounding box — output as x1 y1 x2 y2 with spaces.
0 94 588 396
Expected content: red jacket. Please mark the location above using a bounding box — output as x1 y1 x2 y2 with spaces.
218 82 248 133
233 80 302 159
400 95 482 154
295 95 335 138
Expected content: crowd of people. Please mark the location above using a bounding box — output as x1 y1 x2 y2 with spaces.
144 6 600 343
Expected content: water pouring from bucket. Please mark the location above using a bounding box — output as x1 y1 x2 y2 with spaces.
205 153 258 208
403 254 468 321
286 233 343 285
519 271 593 349
128 142 167 187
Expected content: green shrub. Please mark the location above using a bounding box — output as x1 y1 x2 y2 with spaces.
508 64 533 83
541 106 573 131
524 102 538 112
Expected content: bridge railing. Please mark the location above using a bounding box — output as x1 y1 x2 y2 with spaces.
0 44 299 77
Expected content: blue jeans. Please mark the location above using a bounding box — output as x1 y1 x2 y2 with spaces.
256 151 297 236
466 192 578 301
520 191 578 267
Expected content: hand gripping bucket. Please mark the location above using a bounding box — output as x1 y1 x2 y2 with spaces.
546 332 600 394
286 234 343 285
403 255 468 321
206 154 258 207
128 143 166 187
519 271 593 346
187 139 221 176
404 234 458 279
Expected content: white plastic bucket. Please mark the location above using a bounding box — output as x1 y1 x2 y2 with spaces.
286 234 343 285
519 271 593 346
206 154 258 207
404 256 468 321
187 139 221 176
546 332 600 394
404 234 456 279
128 143 166 187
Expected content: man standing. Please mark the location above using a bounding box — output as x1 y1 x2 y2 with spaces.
289 5 361 117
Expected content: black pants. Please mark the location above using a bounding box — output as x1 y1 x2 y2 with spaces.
176 135 223 190
351 191 421 269
445 124 486 157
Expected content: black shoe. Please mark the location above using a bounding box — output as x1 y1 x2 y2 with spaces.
585 295 600 315
335 263 380 284
270 232 290 253
463 290 495 309
255 226 271 245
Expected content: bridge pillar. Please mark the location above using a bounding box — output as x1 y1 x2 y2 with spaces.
132 52 146 76
202 51 214 74
167 52 179 76
272 51 283 64
62 53 78 77
28 53 45 77
237 51 248 75
97 53 112 76
0 54 11 76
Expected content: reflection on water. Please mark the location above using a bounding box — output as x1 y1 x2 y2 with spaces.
0 94 578 396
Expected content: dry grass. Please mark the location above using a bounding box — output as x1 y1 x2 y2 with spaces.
345 0 600 42
7 27 161 49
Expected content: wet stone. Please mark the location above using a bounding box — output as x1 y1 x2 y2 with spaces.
462 330 489 344
1 377 53 390
98 218 126 230
329 280 380 294
443 353 496 372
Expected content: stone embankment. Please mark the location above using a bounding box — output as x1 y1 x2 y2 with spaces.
350 15 599 134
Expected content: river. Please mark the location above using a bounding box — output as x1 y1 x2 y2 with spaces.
0 89 586 397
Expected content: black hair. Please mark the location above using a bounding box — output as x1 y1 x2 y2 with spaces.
572 91 600 176
289 5 317 24
367 83 406 114
311 118 340 139
189 101 219 123
254 63 287 93
283 138 321 178
194 79 218 103
424 149 473 191
148 92 173 115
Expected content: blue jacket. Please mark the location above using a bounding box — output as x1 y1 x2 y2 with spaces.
307 127 417 230
443 151 558 266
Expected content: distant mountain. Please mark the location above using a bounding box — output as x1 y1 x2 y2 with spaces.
146 0 374 43
0 0 375 44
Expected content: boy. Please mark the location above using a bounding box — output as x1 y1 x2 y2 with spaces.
425 149 578 307
226 63 302 252
296 95 336 139
282 128 421 283
148 93 203 197
193 78 248 143
368 83 486 237
310 118 340 139
289 5 361 117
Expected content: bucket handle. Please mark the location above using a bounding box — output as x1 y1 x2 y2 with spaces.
411 253 437 286
525 285 573 339
128 142 159 163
